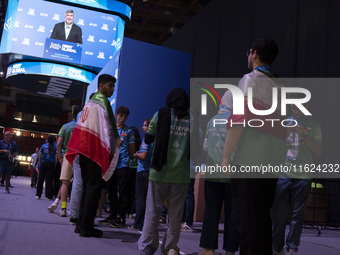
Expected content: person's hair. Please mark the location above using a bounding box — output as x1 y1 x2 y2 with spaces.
165 88 189 119
130 126 141 152
251 38 278 65
72 105 82 120
144 119 151 126
97 74 116 89
4 131 11 136
89 93 95 99
47 135 56 156
65 10 74 14
116 106 130 116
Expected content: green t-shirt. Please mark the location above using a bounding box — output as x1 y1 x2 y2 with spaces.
205 111 231 183
58 120 77 153
285 116 322 179
147 110 191 184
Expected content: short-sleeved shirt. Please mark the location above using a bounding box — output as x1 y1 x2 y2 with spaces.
116 125 135 169
0 140 18 162
40 143 57 163
31 153 39 167
229 71 287 168
205 111 231 183
58 120 77 153
137 138 154 173
285 116 322 179
147 110 191 184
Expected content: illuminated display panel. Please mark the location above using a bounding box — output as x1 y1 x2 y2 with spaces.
1 0 125 68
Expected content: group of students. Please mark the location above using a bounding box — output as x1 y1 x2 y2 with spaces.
29 37 322 255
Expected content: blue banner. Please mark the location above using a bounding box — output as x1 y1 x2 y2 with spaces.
6 61 96 83
44 38 82 63
0 0 19 53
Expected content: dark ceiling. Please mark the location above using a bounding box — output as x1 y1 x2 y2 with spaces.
121 0 212 45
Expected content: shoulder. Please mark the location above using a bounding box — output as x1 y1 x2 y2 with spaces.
55 22 64 27
73 24 82 30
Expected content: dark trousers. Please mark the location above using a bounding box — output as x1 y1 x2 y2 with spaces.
128 167 137 214
36 161 54 199
133 170 149 229
53 162 61 197
31 168 37 186
182 178 195 226
231 178 277 255
108 167 129 221
77 154 102 232
200 181 239 252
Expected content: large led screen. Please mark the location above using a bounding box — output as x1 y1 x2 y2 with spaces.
1 0 125 68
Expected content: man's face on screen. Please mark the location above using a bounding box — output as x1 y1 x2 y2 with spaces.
65 12 74 26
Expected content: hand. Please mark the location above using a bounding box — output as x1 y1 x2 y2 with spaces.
133 151 139 159
295 125 307 138
221 156 233 176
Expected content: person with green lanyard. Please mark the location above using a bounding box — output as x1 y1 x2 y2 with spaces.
271 102 322 255
199 90 239 255
138 88 191 255
221 38 287 255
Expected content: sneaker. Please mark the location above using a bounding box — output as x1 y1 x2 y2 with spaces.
180 222 193 232
69 217 77 225
96 211 102 218
167 249 179 255
287 249 297 255
8 184 14 188
5 187 10 193
98 217 115 225
127 225 142 232
199 249 215 255
47 202 58 213
58 209 67 217
109 218 126 228
35 196 40 200
273 249 285 255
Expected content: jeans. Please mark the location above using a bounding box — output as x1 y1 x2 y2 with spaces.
133 170 149 230
200 181 239 252
108 167 129 221
31 167 37 186
138 181 188 255
77 154 102 232
128 167 137 214
36 161 55 199
69 156 82 219
182 178 195 226
271 177 311 252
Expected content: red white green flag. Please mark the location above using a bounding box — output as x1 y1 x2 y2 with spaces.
66 91 121 181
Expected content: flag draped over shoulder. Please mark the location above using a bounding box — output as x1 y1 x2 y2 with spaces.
227 70 286 141
66 91 121 181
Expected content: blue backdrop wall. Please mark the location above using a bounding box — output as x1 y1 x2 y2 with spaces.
116 37 191 136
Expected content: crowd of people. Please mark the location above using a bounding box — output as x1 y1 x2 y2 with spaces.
1 38 323 255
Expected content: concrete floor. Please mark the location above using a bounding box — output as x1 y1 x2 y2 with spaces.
1 176 339 255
